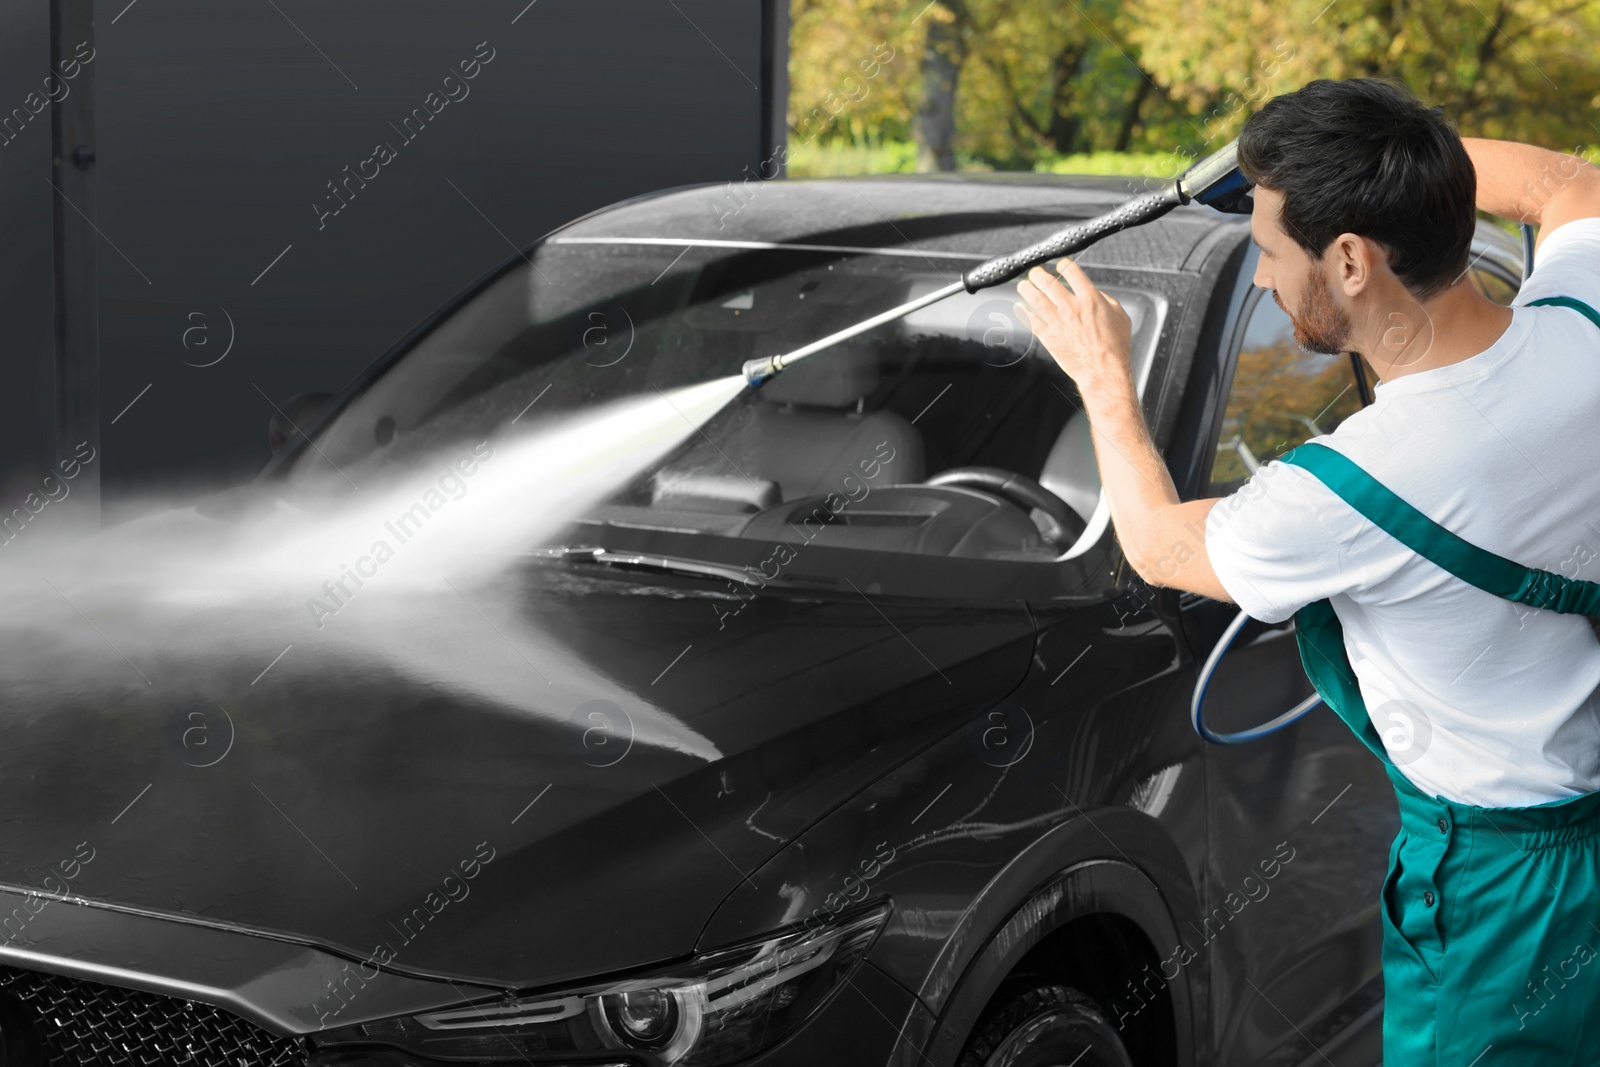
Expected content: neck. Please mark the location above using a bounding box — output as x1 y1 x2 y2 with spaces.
1358 280 1514 383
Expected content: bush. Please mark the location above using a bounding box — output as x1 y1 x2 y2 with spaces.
1032 150 1185 178
787 139 919 177
787 141 1600 190
787 140 1192 180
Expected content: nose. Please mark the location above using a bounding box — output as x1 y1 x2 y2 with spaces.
1252 256 1273 293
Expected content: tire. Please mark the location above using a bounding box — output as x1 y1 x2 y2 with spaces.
956 983 1134 1067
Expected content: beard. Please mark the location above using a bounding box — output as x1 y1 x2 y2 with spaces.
1273 274 1351 355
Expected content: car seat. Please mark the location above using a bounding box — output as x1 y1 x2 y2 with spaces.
1035 410 1100 526
652 343 926 512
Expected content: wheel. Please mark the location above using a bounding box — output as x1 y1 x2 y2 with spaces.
922 467 1087 548
956 983 1134 1067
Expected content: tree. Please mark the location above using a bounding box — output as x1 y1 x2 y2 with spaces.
787 0 921 151
951 0 1160 167
916 0 970 170
1124 0 1600 154
788 0 1600 174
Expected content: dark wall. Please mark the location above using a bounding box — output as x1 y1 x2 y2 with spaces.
0 0 56 508
0 0 779 520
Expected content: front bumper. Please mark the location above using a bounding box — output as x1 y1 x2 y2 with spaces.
0 964 305 1066
0 881 931 1067
0 959 927 1067
0 883 498 1064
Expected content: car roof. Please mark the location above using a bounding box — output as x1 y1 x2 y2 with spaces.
557 173 1238 273
559 172 1529 282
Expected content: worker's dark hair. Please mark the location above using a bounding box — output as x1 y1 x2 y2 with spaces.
1238 78 1475 300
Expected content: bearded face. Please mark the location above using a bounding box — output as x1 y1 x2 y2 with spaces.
1273 268 1352 356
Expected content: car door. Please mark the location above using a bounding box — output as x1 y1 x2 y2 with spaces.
1183 280 1397 1065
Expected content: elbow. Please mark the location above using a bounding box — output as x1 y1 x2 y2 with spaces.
1530 154 1600 226
1122 530 1199 589
1121 549 1153 585
1122 546 1175 589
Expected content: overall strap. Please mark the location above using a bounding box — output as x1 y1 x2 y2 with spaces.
1526 294 1600 328
1283 294 1600 767
1279 443 1600 618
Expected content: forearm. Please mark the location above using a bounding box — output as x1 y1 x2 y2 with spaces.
1080 368 1175 561
1016 259 1230 600
1462 137 1600 228
1080 372 1224 595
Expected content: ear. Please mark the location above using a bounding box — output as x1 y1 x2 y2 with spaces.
1327 232 1383 296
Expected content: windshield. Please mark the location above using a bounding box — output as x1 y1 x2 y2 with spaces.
285 232 1169 585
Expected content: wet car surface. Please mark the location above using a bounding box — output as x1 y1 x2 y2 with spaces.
0 172 1526 1066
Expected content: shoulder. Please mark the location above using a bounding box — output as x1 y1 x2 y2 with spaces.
1207 451 1364 549
1530 216 1600 262
1207 414 1419 561
1209 447 1350 518
1203 454 1377 623
1517 217 1600 312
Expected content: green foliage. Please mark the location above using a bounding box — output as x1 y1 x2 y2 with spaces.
789 0 1600 174
1033 151 1183 177
1210 342 1362 490
787 0 922 149
1124 0 1600 149
788 139 921 176
786 141 1177 178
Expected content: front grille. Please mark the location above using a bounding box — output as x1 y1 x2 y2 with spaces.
0 966 307 1066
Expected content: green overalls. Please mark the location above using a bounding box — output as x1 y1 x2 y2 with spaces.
1278 296 1600 1067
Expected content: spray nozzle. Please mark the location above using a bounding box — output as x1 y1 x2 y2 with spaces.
1178 139 1255 215
743 355 781 388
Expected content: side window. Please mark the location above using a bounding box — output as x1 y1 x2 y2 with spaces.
1469 265 1519 306
1207 290 1365 496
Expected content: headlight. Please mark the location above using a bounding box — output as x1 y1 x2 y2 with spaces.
311 902 890 1065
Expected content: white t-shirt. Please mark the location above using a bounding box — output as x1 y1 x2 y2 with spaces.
1205 217 1600 808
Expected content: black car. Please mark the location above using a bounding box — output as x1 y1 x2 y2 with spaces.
0 173 1526 1067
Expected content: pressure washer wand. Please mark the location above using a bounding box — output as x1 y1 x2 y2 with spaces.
742 139 1252 388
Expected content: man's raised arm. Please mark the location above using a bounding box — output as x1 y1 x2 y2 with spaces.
1461 138 1600 250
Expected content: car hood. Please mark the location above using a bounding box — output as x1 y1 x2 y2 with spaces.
0 526 1032 990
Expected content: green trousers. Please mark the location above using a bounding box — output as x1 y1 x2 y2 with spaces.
1278 299 1600 1066
1299 595 1600 1065
1380 762 1600 1064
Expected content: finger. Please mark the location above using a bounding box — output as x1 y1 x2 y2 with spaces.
1013 302 1037 328
1015 279 1054 314
1053 257 1099 300
1027 265 1076 310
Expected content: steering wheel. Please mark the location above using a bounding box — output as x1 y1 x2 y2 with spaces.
923 466 1087 547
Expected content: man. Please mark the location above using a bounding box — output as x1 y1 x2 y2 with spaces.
1015 78 1600 1065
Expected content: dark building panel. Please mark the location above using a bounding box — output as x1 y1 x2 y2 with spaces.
3 0 774 520
0 0 57 506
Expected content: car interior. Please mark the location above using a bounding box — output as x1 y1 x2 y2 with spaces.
606 277 1166 562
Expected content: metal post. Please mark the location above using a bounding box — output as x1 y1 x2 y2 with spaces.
759 0 789 179
50 0 99 524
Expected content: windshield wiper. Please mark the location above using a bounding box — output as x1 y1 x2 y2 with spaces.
531 545 828 589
